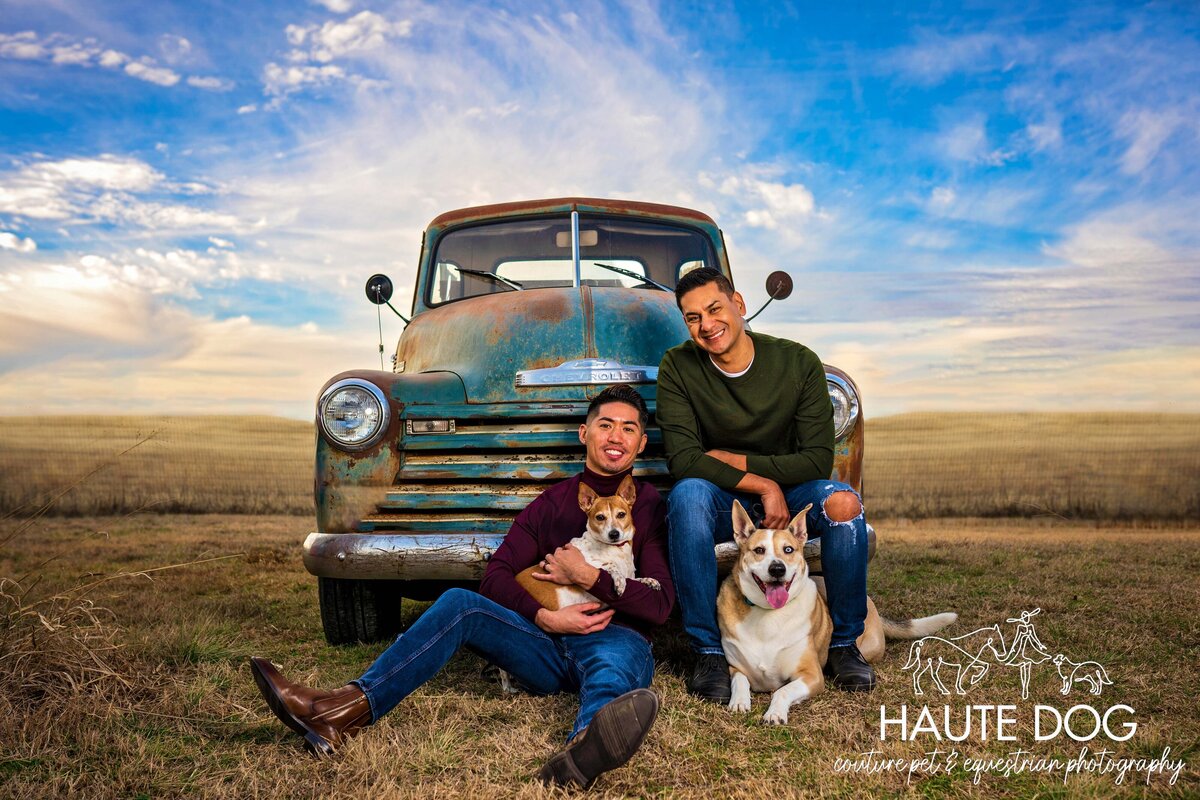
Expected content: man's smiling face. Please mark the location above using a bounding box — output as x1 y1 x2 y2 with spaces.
579 401 647 475
678 280 748 358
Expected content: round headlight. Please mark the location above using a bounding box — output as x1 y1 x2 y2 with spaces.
827 374 860 440
318 380 388 447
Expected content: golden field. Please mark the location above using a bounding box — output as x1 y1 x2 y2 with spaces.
1 412 1197 519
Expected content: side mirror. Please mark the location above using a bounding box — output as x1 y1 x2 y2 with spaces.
765 270 793 300
745 270 794 323
366 274 394 305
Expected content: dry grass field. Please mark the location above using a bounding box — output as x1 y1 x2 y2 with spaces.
1 413 1198 520
1 514 1197 798
0 416 312 516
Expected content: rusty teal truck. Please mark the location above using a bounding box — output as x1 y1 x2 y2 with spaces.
304 198 866 644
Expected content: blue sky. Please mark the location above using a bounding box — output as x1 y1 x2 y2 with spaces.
1 0 1197 416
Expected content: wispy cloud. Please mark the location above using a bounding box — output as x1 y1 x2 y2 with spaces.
0 30 230 89
0 155 241 230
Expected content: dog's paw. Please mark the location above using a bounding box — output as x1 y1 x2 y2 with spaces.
761 707 789 725
496 670 522 694
632 577 661 591
728 695 751 714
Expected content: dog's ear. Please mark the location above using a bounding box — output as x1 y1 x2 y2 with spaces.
616 474 637 505
731 501 756 543
786 503 812 542
578 482 599 512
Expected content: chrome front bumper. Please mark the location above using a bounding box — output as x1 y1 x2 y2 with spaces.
303 525 875 582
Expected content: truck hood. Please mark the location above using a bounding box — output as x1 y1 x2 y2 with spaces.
395 287 690 404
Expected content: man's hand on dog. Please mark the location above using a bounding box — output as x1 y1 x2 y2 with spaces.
535 603 614 635
532 544 601 589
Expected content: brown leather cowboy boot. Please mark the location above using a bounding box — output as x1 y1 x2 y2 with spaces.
538 688 659 788
250 657 372 757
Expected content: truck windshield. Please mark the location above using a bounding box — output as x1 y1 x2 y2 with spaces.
427 215 718 305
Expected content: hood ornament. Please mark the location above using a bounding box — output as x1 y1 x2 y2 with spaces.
515 358 658 387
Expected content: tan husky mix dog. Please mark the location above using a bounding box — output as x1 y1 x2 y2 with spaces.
515 475 660 610
718 501 956 724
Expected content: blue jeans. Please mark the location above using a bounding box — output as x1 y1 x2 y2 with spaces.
667 478 868 652
351 588 654 740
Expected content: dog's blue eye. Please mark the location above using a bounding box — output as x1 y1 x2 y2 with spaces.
784 546 794 554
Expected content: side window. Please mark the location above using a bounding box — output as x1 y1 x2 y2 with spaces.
430 260 463 304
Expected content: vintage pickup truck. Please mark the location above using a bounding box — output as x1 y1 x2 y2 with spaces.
303 198 866 644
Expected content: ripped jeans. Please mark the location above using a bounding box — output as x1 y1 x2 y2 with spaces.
666 478 868 652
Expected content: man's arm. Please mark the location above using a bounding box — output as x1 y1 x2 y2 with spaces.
655 352 746 490
479 507 549 623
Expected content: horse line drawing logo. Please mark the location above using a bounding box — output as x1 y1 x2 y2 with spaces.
901 608 1114 700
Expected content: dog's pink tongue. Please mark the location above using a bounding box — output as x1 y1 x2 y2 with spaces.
765 585 789 609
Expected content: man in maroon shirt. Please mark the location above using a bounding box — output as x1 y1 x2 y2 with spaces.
250 385 674 789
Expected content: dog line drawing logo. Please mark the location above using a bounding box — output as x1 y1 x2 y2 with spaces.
901 608 1111 700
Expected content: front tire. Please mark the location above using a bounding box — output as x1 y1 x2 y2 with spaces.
317 577 405 645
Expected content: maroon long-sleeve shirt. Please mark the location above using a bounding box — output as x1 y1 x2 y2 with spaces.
479 466 674 640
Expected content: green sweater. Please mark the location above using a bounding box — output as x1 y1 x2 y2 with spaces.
656 331 834 490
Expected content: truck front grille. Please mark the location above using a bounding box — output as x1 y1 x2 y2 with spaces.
361 413 671 532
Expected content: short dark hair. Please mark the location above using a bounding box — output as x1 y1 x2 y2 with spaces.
587 384 649 430
674 266 735 310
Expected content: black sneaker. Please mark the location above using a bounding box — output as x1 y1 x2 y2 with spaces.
687 653 732 703
824 644 877 691
538 689 659 788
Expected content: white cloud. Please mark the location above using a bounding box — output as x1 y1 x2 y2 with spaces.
263 62 346 96
313 0 355 12
712 174 816 231
125 60 181 86
98 49 127 68
0 232 37 253
890 31 1035 86
288 11 412 63
0 155 242 231
50 43 94 65
928 186 957 212
158 34 192 64
187 75 234 91
0 31 46 60
208 236 235 249
39 156 163 191
0 30 227 91
1116 109 1185 175
1025 118 1062 152
1045 216 1174 272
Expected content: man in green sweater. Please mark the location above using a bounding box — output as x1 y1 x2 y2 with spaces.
657 267 875 703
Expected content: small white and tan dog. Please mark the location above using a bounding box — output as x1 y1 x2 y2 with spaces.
516 474 659 610
718 501 956 724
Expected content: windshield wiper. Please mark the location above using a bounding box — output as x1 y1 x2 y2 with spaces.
592 263 670 292
453 267 523 291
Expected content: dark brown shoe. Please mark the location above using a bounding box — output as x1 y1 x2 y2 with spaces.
249 657 372 757
538 688 659 788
